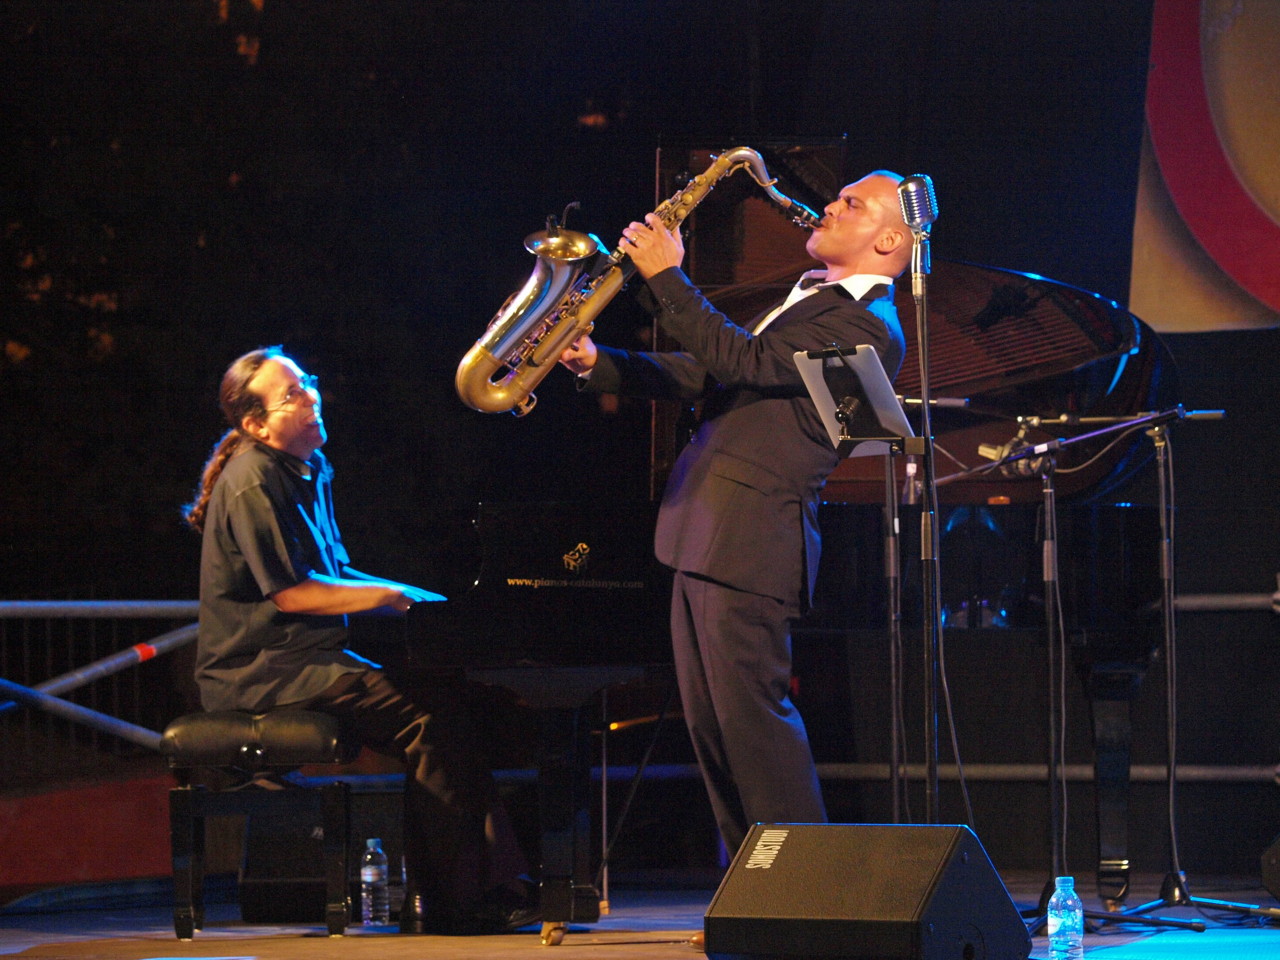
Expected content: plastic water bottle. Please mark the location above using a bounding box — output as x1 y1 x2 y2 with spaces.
1046 875 1084 960
360 838 390 925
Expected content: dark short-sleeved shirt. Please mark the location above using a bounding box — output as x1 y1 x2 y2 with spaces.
195 441 369 712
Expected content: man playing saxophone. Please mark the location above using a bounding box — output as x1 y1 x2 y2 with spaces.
558 171 913 861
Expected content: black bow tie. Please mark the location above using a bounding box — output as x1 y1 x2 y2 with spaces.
797 275 827 290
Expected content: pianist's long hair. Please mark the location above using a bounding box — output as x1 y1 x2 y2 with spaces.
183 345 284 533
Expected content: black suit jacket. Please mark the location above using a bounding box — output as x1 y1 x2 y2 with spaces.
586 266 905 606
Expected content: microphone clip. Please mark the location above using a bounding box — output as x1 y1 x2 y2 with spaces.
977 424 1051 478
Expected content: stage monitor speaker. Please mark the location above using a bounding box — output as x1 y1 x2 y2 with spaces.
704 823 1031 960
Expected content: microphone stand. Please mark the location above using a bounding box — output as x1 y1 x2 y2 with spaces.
885 449 907 822
963 408 1211 934
907 223 944 824
1112 422 1280 925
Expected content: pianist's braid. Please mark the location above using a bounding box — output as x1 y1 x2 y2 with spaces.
182 345 285 533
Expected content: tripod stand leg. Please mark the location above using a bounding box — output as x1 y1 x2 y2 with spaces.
1025 898 1209 935
1108 429 1278 929
1186 895 1280 921
1117 870 1280 923
1090 909 1205 932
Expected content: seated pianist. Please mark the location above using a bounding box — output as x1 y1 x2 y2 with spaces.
182 345 539 936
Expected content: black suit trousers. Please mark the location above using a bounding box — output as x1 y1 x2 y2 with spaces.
670 571 828 855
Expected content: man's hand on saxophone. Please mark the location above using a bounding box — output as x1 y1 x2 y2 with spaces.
620 213 684 280
558 335 598 376
560 213 686 377
559 213 683 377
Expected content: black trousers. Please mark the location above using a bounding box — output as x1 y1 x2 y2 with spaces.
670 571 828 856
300 668 528 921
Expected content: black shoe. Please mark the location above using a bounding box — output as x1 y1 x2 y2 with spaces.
465 879 542 934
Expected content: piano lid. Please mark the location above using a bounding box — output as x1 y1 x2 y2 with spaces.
890 260 1140 398
817 261 1176 504
705 258 1148 401
405 501 672 670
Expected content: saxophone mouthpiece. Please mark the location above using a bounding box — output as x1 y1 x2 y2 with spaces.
792 202 823 230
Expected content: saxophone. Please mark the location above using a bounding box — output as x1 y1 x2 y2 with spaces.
454 146 823 416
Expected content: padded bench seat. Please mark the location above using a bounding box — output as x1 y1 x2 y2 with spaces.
160 709 360 939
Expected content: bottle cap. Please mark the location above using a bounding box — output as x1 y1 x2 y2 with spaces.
367 838 381 848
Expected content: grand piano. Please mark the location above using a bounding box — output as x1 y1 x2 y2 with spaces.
405 501 672 944
409 247 1179 937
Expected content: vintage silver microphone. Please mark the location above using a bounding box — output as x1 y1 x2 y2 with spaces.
898 173 939 230
898 175 938 300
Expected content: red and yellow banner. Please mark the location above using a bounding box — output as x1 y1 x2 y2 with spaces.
1131 0 1280 331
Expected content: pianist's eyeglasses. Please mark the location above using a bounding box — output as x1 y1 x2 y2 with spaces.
264 374 319 413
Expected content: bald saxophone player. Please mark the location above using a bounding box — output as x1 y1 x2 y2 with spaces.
559 171 913 855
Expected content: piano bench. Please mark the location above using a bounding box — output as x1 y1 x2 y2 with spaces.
159 709 361 940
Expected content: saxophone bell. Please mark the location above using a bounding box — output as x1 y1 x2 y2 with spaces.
454 226 605 416
455 146 821 415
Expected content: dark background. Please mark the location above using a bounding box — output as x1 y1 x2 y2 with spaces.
3 1 1277 875
0 0 1160 598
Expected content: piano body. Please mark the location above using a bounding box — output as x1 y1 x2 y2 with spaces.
405 501 672 943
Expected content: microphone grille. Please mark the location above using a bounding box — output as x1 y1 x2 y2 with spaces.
898 174 938 230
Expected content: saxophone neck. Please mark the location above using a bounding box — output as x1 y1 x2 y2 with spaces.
665 146 823 232
723 147 823 228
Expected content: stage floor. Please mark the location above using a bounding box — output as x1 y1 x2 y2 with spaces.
2 872 1279 959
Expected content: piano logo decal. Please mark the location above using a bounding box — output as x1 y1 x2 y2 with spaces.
502 540 646 590
563 542 590 572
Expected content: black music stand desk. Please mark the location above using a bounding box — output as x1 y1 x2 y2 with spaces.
794 345 917 457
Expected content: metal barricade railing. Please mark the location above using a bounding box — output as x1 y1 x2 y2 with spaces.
0 601 199 793
3 590 1275 796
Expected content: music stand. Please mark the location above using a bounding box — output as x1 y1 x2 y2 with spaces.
797 346 920 818
795 345 914 458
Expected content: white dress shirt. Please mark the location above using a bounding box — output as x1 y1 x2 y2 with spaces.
752 270 895 334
